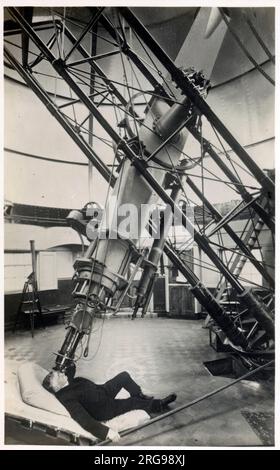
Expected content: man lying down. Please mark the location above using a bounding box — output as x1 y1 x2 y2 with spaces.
42 366 177 443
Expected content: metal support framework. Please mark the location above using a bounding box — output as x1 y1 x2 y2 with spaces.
118 7 275 196
162 244 248 348
7 12 272 233
64 7 105 61
5 7 275 341
4 47 114 185
66 50 120 68
207 198 259 237
21 7 33 68
4 46 246 344
98 11 167 94
215 209 267 302
95 10 275 232
60 15 274 295
188 127 275 232
4 18 58 36
63 13 274 240
63 26 128 108
185 176 274 288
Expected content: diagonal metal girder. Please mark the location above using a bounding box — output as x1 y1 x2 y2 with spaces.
94 9 275 232
27 12 274 234
6 7 274 339
6 8 269 298
4 46 114 185
185 176 274 288
3 8 253 293
188 127 275 233
118 7 275 196
20 7 33 68
5 43 248 349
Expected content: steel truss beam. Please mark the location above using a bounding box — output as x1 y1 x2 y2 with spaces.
62 26 127 108
164 244 248 347
119 7 275 196
21 7 33 68
95 9 275 233
206 192 272 249
6 7 274 340
66 50 120 68
4 47 114 185
146 204 249 348
64 7 105 62
63 12 274 287
67 12 275 235
4 19 61 36
98 11 167 94
188 127 275 233
185 176 274 288
207 197 261 236
7 11 272 232
4 35 247 351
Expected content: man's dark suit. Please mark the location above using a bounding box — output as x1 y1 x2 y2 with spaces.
55 371 153 440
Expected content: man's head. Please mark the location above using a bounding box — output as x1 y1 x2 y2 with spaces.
42 370 69 394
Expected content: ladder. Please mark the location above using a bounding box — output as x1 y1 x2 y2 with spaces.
204 194 272 334
13 272 44 337
13 240 44 337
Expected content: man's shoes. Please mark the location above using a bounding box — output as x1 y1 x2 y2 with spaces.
150 394 177 413
160 393 177 409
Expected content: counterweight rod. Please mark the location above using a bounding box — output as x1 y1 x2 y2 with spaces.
98 359 274 445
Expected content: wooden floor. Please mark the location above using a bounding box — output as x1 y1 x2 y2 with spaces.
5 316 274 446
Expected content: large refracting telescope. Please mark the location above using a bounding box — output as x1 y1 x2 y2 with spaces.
54 71 210 372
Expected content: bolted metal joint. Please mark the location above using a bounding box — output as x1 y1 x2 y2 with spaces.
52 57 65 71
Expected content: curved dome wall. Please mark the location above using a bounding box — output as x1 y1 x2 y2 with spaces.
4 7 274 207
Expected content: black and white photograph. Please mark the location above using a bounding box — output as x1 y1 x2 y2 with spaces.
1 2 277 450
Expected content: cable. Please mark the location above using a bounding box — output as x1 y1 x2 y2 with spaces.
63 67 216 177
113 10 144 157
51 8 62 59
245 16 275 64
59 110 115 149
211 58 273 91
4 38 50 61
82 130 122 359
4 147 88 166
66 65 186 106
146 165 260 190
132 28 176 99
171 251 274 291
32 69 66 82
210 124 245 185
51 8 119 48
64 60 263 195
219 8 275 86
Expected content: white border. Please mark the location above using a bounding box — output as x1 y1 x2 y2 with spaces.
0 0 278 451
